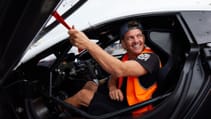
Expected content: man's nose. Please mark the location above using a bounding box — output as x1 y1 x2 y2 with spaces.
133 36 139 42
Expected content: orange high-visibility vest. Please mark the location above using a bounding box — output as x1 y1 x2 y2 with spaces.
118 47 158 116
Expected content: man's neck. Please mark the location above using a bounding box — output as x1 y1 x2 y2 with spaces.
127 53 138 60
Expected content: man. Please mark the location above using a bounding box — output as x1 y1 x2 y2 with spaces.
65 20 160 116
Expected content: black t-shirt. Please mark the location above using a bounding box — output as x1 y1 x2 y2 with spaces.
135 52 160 88
87 53 160 115
121 52 160 104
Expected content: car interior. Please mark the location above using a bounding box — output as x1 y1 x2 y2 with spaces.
8 13 191 119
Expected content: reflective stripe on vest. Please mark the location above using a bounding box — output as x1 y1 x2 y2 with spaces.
118 47 158 116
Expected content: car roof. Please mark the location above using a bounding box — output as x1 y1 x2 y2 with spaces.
20 0 211 64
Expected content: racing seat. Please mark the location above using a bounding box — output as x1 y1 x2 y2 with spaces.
145 30 175 96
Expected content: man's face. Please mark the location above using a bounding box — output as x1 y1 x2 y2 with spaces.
121 28 145 56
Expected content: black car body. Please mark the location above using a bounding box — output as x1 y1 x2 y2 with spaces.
0 0 211 119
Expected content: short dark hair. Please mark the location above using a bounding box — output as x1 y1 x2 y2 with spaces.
119 20 143 39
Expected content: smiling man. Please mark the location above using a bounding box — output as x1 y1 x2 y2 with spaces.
65 20 161 117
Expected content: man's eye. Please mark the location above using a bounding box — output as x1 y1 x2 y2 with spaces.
137 34 143 38
127 37 133 41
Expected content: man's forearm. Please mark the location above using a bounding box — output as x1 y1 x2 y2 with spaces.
108 76 118 91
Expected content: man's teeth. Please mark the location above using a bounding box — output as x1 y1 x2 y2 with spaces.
133 44 140 48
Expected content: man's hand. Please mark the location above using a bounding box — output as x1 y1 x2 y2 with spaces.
109 88 124 102
68 26 91 50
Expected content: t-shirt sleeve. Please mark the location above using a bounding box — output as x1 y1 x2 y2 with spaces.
135 53 160 74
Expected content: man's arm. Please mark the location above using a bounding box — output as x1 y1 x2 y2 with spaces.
108 75 118 91
68 28 147 77
108 75 124 102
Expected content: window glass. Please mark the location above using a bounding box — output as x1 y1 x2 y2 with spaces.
105 40 126 56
